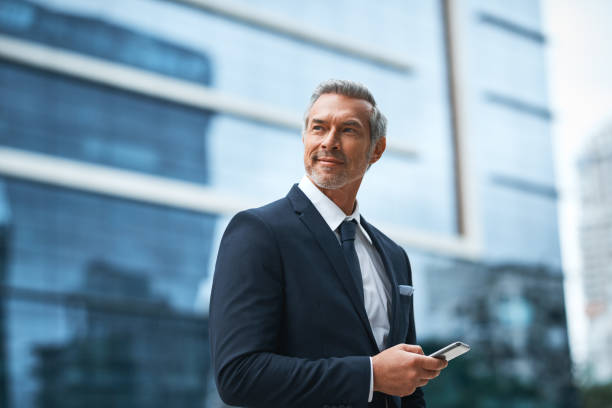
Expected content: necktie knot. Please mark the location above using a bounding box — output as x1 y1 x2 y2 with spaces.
339 219 358 242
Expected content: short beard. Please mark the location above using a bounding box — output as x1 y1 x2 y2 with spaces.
306 164 349 189
305 149 372 190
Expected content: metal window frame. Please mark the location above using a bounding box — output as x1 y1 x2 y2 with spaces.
0 147 251 215
174 0 414 72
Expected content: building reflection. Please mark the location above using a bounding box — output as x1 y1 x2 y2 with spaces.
421 262 576 407
32 261 210 408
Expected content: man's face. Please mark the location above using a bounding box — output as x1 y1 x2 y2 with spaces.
303 93 382 190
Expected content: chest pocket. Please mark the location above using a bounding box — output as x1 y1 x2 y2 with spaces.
399 292 413 337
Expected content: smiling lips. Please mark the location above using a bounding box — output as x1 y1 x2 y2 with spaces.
318 157 343 165
313 153 345 166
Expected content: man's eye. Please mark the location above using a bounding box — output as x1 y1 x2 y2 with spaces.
343 128 356 133
312 125 323 131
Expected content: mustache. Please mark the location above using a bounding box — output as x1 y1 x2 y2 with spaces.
311 151 347 162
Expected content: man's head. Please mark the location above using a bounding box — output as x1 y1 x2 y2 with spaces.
302 79 387 190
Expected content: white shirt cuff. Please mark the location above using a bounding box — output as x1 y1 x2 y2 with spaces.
368 357 374 402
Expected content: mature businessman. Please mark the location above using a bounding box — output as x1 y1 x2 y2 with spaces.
209 79 447 408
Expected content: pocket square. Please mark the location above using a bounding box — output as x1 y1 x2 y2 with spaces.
399 285 414 296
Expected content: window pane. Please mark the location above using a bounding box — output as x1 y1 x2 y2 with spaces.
0 178 218 406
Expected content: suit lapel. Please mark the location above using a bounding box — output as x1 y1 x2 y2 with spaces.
359 216 404 348
287 185 378 350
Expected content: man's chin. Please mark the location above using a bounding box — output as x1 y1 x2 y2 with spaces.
308 173 347 190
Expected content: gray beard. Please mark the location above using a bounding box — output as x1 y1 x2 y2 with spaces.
306 166 349 190
305 147 374 190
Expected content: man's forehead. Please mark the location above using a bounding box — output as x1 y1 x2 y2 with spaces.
308 93 372 121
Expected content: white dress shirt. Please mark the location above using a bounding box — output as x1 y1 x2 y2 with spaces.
298 176 392 402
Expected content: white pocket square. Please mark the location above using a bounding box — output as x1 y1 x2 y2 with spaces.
399 285 414 296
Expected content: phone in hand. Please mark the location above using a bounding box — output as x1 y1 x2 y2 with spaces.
428 341 471 361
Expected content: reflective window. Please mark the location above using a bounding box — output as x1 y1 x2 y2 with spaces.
0 61 213 185
0 178 217 406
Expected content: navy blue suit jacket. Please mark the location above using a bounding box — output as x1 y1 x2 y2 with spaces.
209 185 425 408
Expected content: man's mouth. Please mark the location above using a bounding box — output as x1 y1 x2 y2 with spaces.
313 152 345 166
317 157 344 165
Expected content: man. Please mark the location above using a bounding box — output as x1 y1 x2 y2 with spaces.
209 79 447 408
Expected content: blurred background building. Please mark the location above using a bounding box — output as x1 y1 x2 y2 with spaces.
577 124 612 384
544 1 612 405
0 0 578 407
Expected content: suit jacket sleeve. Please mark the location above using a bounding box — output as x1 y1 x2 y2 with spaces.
400 249 426 408
209 211 371 408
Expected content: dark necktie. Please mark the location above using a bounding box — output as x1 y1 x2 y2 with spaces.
339 219 364 302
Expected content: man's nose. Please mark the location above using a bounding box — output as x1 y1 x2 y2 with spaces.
321 127 340 149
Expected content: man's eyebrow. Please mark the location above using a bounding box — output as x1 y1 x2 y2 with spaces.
310 118 364 128
342 120 364 128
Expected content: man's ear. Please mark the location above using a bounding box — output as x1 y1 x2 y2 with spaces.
369 137 386 165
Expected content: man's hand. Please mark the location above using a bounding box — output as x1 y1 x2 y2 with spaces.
372 344 448 397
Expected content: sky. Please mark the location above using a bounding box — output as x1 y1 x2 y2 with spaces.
543 0 612 366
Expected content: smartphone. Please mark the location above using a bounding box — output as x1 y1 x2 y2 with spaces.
428 341 471 361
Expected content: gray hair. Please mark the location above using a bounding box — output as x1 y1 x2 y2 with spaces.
303 79 387 146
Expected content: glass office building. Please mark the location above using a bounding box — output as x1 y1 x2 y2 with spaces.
577 124 612 384
0 0 574 406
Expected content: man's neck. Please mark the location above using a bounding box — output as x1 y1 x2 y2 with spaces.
307 176 362 215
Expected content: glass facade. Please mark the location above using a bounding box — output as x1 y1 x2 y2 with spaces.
0 62 213 184
0 178 216 407
0 0 213 184
0 0 575 406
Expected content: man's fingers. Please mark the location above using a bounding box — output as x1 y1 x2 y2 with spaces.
420 355 448 370
420 368 442 380
373 345 446 396
417 379 429 387
400 344 424 355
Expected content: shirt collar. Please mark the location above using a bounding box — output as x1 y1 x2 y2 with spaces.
298 175 372 244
